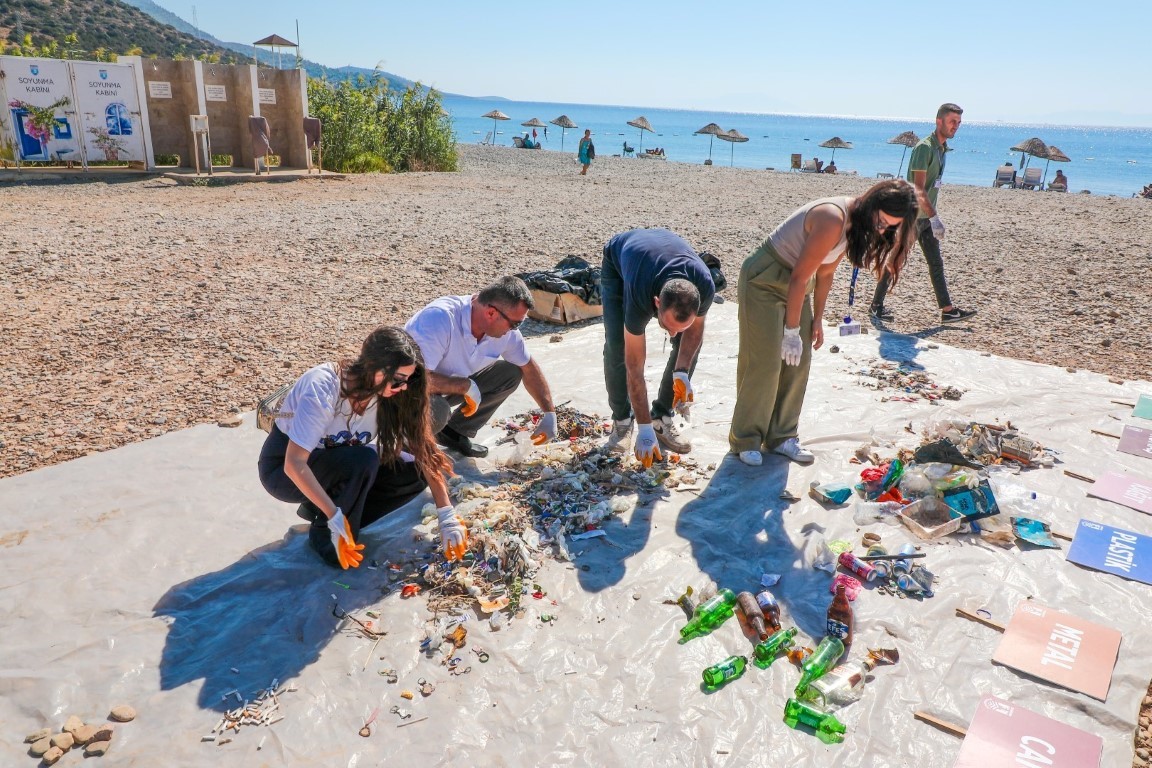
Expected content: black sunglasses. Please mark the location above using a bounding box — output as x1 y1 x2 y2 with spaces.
489 304 524 330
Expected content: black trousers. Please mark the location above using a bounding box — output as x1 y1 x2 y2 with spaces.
872 219 953 310
258 426 428 567
600 247 699 422
435 360 523 438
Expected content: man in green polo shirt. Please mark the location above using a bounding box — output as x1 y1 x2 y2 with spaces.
869 103 977 325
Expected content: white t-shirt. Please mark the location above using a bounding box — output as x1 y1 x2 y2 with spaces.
405 295 531 378
275 363 379 452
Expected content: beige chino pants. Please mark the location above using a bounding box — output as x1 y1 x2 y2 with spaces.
729 241 815 454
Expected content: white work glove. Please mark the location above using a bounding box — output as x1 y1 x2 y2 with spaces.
436 505 468 562
672 371 694 415
327 508 363 569
531 411 557 445
929 214 946 241
634 423 663 469
781 325 803 367
460 379 482 417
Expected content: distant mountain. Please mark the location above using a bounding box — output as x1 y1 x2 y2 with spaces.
118 0 419 89
0 0 477 96
0 0 237 61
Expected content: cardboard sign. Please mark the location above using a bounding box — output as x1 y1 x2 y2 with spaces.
1118 424 1152 460
992 602 1121 701
952 695 1102 767
1087 471 1152 515
1134 394 1152 421
1067 519 1152 585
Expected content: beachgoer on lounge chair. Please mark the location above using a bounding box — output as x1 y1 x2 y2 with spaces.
1048 170 1068 192
623 142 635 156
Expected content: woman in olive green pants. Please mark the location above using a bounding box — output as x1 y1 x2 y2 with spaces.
730 180 920 467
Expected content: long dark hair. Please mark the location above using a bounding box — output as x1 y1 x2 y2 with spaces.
844 179 919 289
340 326 452 481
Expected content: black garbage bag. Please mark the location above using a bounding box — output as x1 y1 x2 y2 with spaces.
516 256 602 305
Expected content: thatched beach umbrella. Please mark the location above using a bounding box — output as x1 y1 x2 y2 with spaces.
627 116 655 152
520 117 547 144
887 131 920 177
819 136 853 163
1010 137 1048 170
481 109 511 143
715 128 749 167
550 114 578 151
694 122 724 163
1040 145 1071 187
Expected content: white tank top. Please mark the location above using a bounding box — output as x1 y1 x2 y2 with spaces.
767 196 851 268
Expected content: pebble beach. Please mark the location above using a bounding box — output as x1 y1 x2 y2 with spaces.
2 144 1150 479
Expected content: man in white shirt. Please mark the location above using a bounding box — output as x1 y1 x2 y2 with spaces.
405 276 557 458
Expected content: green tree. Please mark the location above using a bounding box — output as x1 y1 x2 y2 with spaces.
306 75 456 174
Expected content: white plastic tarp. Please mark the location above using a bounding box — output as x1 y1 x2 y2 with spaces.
1 301 1149 767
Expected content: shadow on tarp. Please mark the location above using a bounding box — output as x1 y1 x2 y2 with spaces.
153 526 385 712
674 454 829 642
876 329 925 370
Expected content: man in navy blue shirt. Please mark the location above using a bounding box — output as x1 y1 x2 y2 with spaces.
600 229 715 466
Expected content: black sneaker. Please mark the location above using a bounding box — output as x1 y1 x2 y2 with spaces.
437 427 489 458
941 307 977 323
869 304 894 322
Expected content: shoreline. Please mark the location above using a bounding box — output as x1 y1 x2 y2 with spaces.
2 143 1150 479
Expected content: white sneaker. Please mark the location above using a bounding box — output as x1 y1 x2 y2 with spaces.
772 437 815 465
605 418 634 454
653 414 692 454
738 450 763 466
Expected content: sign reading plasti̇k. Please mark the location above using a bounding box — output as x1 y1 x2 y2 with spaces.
992 602 1121 701
952 695 1102 768
1067 519 1152 585
1087 471 1152 515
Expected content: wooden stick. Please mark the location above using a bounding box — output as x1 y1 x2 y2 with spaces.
1052 530 1073 542
914 710 968 738
1063 469 1095 483
397 717 429 728
1090 429 1121 439
1111 400 1136 407
955 607 1006 633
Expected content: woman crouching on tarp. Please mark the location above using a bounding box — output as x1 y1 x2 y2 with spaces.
258 326 466 568
729 179 920 467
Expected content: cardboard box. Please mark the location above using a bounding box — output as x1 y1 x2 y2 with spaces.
527 289 603 325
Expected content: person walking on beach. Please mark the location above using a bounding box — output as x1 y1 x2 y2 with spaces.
257 327 465 568
600 229 715 466
731 180 920 466
869 103 977 325
578 129 595 175
405 276 557 460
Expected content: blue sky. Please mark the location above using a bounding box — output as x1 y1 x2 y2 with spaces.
157 0 1152 127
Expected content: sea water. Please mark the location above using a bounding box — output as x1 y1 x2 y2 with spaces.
443 94 1152 198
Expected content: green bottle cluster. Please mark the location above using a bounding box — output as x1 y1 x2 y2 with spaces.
783 697 847 744
752 627 797 669
679 588 737 641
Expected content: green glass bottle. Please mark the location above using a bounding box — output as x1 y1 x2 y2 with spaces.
794 635 845 696
783 698 847 744
679 588 736 641
702 655 747 689
753 627 797 669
